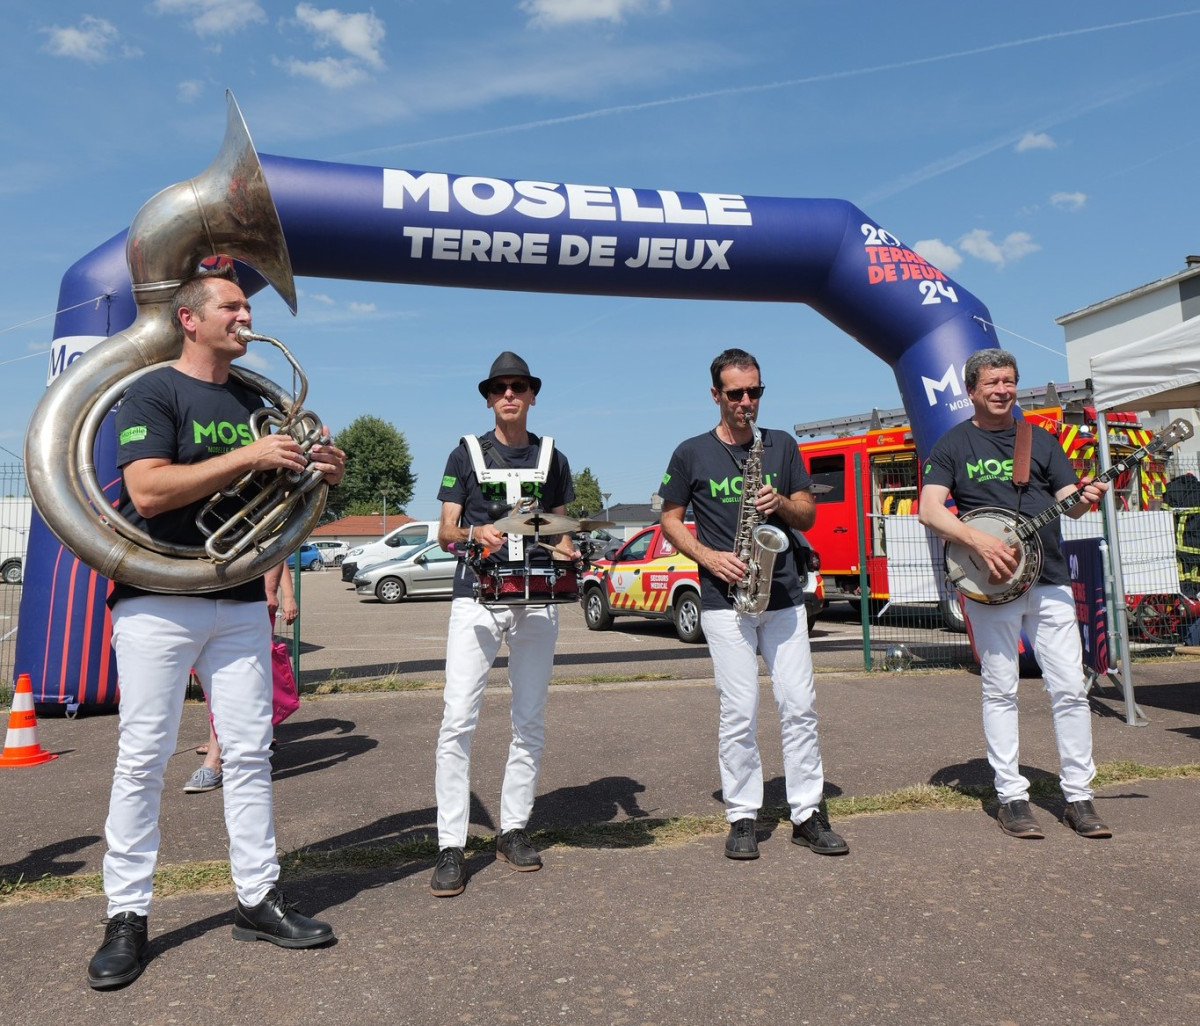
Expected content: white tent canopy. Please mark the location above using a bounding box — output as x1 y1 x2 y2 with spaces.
1090 316 1200 412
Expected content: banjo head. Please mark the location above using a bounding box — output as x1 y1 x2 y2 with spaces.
945 508 1043 604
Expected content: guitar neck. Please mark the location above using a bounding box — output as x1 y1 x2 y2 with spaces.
1015 438 1164 539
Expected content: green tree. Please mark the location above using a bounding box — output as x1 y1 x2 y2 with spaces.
328 415 415 518
567 467 604 520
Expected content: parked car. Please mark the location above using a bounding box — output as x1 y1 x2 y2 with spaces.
341 520 440 582
580 523 826 643
352 541 460 603
572 528 622 561
311 539 349 566
286 543 325 571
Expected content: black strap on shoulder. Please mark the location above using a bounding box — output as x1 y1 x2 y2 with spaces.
478 435 509 468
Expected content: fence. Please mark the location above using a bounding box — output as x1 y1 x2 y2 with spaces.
836 449 1200 673
0 465 30 706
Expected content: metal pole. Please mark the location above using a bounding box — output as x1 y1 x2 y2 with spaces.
1095 412 1147 725
854 452 871 670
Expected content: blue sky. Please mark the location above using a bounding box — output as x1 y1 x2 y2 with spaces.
2 1 1198 521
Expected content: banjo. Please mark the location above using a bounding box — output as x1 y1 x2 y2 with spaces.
944 417 1194 604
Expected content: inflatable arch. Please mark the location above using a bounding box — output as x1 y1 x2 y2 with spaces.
17 99 995 711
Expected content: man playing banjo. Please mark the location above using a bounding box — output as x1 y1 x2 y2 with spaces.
918 348 1112 841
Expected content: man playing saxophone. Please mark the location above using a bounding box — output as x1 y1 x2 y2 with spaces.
87 257 345 989
659 348 847 861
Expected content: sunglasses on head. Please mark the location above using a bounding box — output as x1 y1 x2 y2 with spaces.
487 379 532 397
721 385 765 401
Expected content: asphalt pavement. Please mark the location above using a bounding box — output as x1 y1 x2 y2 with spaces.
2 643 1200 1026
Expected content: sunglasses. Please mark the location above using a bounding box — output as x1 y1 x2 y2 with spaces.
721 385 765 401
487 379 532 397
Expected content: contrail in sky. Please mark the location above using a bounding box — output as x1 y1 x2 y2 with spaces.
342 9 1200 160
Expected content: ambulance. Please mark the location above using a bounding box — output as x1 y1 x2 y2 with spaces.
794 380 1169 632
580 521 826 643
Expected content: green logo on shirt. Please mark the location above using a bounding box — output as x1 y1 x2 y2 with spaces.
119 425 148 445
966 457 1012 483
193 420 254 448
442 474 456 488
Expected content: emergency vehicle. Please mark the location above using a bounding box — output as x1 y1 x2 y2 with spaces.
580 522 826 643
794 380 1170 633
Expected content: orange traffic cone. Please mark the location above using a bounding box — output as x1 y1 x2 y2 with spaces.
0 674 58 768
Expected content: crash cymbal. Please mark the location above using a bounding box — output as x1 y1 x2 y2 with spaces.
494 512 581 536
576 518 616 530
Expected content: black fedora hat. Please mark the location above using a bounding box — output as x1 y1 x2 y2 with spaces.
478 351 542 398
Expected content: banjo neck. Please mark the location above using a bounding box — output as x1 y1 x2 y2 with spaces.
1010 418 1193 539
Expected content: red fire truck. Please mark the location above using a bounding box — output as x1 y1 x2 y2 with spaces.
793 381 1170 633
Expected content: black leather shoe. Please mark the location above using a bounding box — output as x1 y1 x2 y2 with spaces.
792 806 850 855
232 888 334 948
87 912 148 990
495 829 543 871
725 817 760 860
1063 799 1112 839
430 847 467 896
997 799 1045 839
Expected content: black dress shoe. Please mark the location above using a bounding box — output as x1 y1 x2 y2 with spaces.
997 799 1045 839
1063 799 1112 838
430 847 467 896
87 912 148 990
232 888 334 948
724 817 760 860
792 807 850 855
495 829 543 871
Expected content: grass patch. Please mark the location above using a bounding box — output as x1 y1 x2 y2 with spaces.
5 760 1199 906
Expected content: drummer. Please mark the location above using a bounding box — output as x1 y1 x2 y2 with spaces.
428 351 578 898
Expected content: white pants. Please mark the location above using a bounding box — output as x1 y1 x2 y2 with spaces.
965 584 1096 804
701 605 825 824
106 596 277 915
435 598 559 849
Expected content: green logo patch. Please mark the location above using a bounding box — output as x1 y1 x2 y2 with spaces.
119 425 148 445
442 474 457 488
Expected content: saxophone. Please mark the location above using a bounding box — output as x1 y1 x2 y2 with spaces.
730 418 792 614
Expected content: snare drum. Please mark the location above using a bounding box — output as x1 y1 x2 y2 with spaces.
474 561 580 605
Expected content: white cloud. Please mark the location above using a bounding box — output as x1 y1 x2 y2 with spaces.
1015 131 1056 152
177 80 205 103
41 16 138 62
520 0 670 27
958 229 1040 267
305 292 336 305
152 0 267 36
348 301 377 314
277 55 369 89
913 239 963 273
1050 191 1087 212
295 4 386 68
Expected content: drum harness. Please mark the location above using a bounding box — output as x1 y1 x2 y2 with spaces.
462 432 555 563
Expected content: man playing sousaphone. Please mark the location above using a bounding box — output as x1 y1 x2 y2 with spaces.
88 257 345 990
429 352 577 897
918 348 1112 842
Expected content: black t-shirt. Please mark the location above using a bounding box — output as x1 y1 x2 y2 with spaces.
659 427 810 611
109 366 266 605
437 431 575 600
922 419 1080 587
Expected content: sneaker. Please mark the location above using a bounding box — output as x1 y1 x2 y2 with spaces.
1063 799 1112 839
997 799 1045 839
87 912 148 990
430 847 467 896
792 806 850 855
232 888 334 948
183 766 223 794
724 817 760 860
495 828 543 871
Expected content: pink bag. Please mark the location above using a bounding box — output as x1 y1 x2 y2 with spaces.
271 640 300 727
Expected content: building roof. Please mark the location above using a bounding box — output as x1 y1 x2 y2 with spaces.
605 502 658 524
310 514 416 538
1056 260 1200 325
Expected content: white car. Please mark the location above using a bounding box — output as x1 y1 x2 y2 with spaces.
341 520 440 581
311 539 349 566
352 541 460 603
